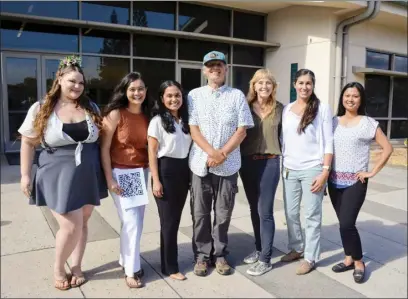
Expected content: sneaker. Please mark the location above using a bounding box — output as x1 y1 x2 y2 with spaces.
246 261 273 276
280 250 303 262
215 257 232 275
243 250 261 264
296 260 315 275
194 261 208 277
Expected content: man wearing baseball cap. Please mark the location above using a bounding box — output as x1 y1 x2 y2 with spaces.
187 50 254 277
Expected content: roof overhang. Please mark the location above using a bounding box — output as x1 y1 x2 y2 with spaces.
352 66 408 78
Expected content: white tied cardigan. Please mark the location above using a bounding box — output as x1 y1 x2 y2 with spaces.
18 101 100 166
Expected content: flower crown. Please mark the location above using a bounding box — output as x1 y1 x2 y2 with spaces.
59 55 82 70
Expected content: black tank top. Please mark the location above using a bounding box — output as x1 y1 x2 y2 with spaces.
62 120 89 142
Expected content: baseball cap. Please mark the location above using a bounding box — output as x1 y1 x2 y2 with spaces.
203 51 227 65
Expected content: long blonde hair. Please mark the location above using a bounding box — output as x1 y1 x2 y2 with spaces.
247 68 278 118
32 65 102 144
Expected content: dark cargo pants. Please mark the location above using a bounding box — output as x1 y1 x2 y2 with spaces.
190 172 238 262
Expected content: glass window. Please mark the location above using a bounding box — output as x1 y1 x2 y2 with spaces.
82 1 130 25
133 34 175 59
233 11 264 41
366 51 391 70
1 21 78 52
0 1 78 19
133 1 175 30
82 56 130 107
377 120 388 136
392 77 408 118
233 67 258 96
5 57 38 140
233 45 264 66
365 75 390 117
178 39 230 62
394 55 408 73
179 2 230 37
82 29 130 55
391 120 408 139
133 59 175 109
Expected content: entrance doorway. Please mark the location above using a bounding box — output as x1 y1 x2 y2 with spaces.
1 52 65 152
177 63 206 95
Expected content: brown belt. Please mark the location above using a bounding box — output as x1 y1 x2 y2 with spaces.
252 154 279 160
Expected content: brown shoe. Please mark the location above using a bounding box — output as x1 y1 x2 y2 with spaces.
194 261 208 277
215 258 232 276
296 260 315 275
280 250 303 262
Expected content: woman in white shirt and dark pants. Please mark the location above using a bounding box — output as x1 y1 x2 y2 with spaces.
148 80 192 281
280 69 333 275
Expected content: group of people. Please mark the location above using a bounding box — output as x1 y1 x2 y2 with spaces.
19 50 393 291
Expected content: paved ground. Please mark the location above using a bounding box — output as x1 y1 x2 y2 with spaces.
1 155 407 298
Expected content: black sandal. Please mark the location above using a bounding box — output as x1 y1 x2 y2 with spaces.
332 262 355 273
353 262 365 283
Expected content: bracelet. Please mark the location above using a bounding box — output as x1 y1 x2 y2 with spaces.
322 165 330 171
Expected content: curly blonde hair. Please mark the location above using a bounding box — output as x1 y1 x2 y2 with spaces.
32 64 102 144
247 68 278 118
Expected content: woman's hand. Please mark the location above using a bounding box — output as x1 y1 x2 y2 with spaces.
152 180 164 198
355 171 374 183
108 179 123 195
20 175 31 198
311 171 329 193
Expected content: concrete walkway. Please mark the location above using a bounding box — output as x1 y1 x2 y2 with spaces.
1 156 407 298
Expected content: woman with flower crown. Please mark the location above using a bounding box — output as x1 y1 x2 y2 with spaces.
18 55 108 290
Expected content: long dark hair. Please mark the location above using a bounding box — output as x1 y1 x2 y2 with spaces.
103 72 149 117
295 69 320 134
153 80 189 134
337 82 367 116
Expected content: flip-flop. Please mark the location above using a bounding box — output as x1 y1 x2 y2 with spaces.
70 274 86 288
125 275 143 288
54 275 71 291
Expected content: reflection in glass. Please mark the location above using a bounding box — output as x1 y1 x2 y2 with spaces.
233 45 264 66
1 21 78 52
181 68 202 95
391 120 408 139
366 51 390 70
178 39 229 62
394 56 408 73
82 56 130 107
133 1 175 30
82 29 130 55
133 34 175 59
133 59 175 109
45 59 61 95
6 57 38 140
179 2 230 37
0 1 78 19
233 67 258 96
377 120 388 136
392 77 408 118
365 75 390 117
82 1 130 25
233 11 265 41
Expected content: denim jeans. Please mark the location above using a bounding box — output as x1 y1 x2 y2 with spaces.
240 156 280 263
282 165 324 262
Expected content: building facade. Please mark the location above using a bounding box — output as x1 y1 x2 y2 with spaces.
1 1 407 163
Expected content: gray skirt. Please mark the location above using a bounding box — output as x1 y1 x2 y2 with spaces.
30 143 108 214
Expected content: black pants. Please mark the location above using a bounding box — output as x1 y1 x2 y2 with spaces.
154 157 189 275
239 155 280 262
328 181 368 260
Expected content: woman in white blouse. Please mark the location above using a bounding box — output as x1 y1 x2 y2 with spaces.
18 55 107 290
147 80 192 281
280 69 333 275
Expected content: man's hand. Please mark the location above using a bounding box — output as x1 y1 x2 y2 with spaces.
207 149 227 167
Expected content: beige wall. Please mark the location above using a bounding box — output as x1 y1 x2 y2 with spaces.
346 20 408 84
265 6 338 108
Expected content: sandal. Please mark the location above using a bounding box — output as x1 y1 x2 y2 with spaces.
71 274 87 288
125 275 143 288
54 274 71 291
